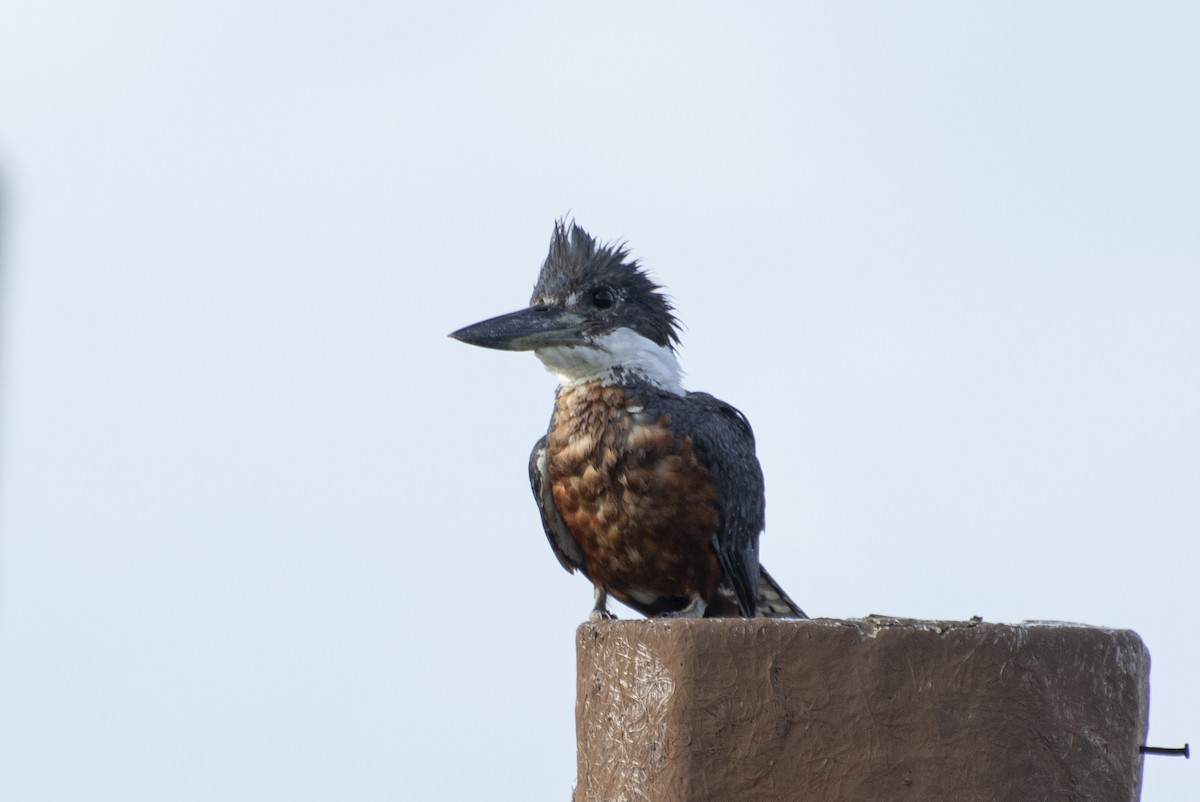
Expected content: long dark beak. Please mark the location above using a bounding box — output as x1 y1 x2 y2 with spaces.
449 305 588 351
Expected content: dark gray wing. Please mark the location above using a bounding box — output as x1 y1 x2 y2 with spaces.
529 434 586 574
679 392 764 617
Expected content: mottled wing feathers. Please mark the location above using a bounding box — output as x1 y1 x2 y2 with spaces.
675 391 765 617
755 565 807 618
529 435 585 574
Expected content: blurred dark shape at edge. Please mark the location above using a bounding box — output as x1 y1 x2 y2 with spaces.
0 164 8 563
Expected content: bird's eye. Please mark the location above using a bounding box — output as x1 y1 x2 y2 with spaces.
592 288 616 309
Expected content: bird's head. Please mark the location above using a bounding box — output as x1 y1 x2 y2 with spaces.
450 221 684 392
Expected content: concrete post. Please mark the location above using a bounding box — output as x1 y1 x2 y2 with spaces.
575 617 1149 802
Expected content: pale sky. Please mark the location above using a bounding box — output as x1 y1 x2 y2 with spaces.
1 3 1197 799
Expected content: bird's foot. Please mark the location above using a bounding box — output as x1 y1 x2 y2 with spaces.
658 597 707 619
588 586 616 622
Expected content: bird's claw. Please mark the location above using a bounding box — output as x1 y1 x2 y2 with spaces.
657 598 707 619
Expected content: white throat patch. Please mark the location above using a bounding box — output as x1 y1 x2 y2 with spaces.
535 328 684 394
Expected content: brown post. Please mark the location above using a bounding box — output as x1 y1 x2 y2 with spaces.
575 617 1149 801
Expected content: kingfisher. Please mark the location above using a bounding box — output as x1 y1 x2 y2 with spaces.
450 221 805 620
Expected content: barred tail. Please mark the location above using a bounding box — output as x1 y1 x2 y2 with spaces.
755 565 807 618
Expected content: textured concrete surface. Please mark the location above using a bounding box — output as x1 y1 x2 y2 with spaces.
575 617 1149 802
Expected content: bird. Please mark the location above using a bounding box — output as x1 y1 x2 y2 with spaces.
450 221 805 620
